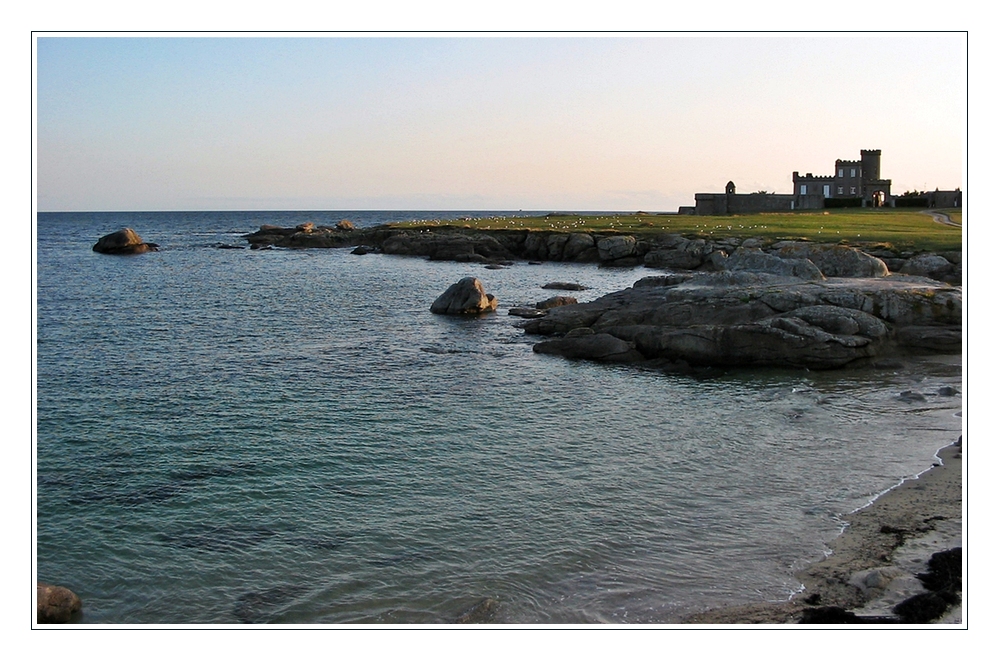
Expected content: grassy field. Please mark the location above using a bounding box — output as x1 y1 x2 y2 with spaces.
393 208 962 253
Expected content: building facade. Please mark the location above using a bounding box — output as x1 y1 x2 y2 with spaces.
791 149 891 209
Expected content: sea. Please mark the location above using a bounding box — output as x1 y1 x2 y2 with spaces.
34 210 963 624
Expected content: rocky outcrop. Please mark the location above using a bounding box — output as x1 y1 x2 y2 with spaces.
37 582 82 623
92 228 158 255
241 224 959 285
722 247 825 281
771 242 889 278
525 272 961 369
430 278 498 315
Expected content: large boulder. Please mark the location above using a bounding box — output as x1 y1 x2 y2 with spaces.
597 235 637 261
562 233 596 261
771 242 888 278
92 228 157 255
37 582 82 623
900 254 954 281
430 277 498 315
644 237 706 270
723 247 825 281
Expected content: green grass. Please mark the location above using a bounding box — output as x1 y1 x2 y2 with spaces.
390 208 963 253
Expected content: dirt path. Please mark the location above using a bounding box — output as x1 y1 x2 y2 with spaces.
921 209 961 228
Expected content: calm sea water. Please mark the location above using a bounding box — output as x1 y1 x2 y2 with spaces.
35 211 963 624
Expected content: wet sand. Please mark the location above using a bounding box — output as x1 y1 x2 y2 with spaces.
682 438 963 624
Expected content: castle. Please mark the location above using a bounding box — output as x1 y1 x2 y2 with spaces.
684 149 959 215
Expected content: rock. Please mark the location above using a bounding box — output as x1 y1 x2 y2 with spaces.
509 307 547 319
562 233 596 261
453 597 499 624
524 271 961 369
542 282 589 291
336 219 356 231
644 238 706 270
535 296 577 310
900 254 953 281
596 235 637 261
215 244 245 250
37 582 82 623
898 390 927 402
937 386 959 397
92 228 158 255
892 591 954 624
534 332 644 363
848 567 903 596
771 242 889 278
430 277 498 315
917 547 962 594
723 247 825 281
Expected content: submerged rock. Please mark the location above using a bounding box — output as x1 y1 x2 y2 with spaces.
453 597 500 624
542 281 589 291
92 228 158 255
430 277 499 315
37 582 82 623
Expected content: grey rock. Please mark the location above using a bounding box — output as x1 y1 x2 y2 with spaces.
900 254 953 281
771 242 889 278
562 233 596 261
525 273 961 369
430 277 498 315
597 235 637 261
534 332 644 363
724 247 825 281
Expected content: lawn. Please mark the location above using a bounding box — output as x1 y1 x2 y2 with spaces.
392 208 963 253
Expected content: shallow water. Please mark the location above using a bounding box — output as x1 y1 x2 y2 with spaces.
35 211 962 624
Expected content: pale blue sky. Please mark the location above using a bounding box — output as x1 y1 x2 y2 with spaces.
35 35 966 211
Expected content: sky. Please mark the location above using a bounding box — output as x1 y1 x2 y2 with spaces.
35 34 967 212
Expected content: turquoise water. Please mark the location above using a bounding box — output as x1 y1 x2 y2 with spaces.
35 211 962 624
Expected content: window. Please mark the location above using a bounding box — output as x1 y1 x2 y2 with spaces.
800 184 807 195
850 187 856 194
837 187 843 195
851 168 856 177
838 169 844 177
823 185 830 198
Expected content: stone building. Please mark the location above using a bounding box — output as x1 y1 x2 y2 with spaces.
692 149 895 215
792 149 892 209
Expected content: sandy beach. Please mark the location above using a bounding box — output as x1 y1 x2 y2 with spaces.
682 437 963 624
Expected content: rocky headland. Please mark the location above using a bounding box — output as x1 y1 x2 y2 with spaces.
242 224 962 284
244 223 961 370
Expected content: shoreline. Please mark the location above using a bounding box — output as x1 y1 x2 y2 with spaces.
681 437 963 624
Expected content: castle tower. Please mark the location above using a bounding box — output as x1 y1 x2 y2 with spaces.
860 149 881 182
